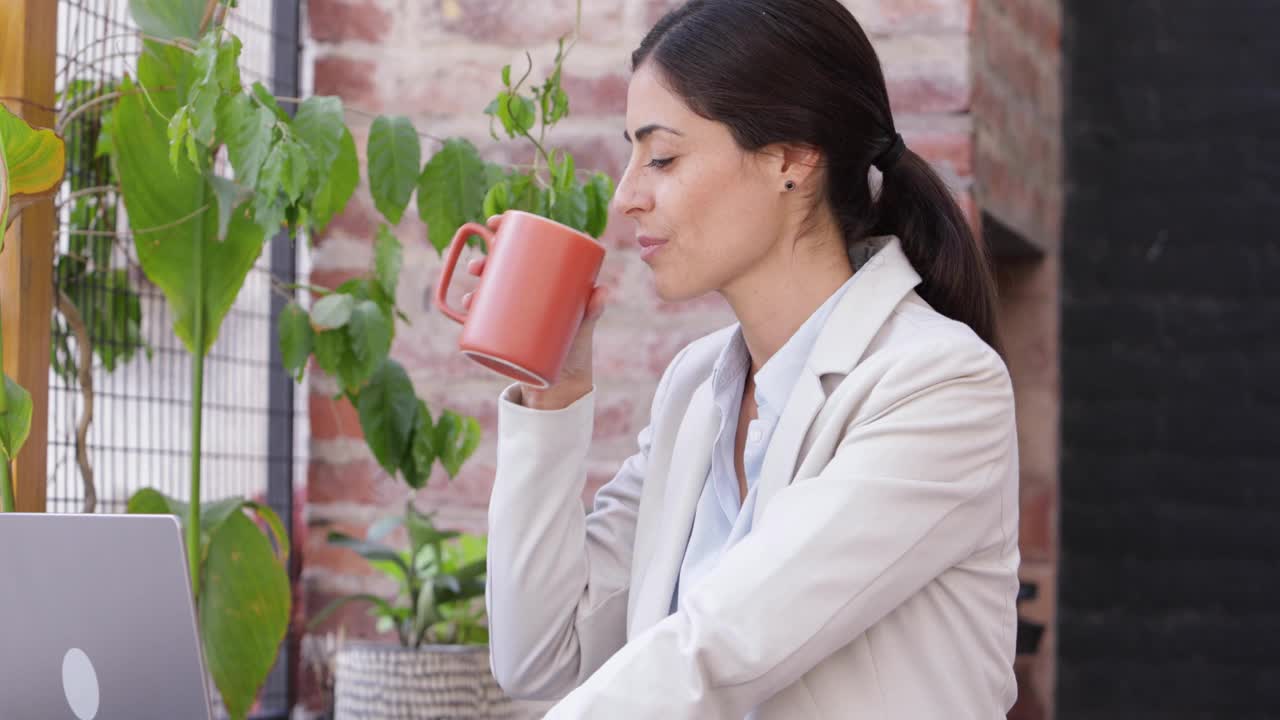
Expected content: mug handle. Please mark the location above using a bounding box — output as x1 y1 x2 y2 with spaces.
434 221 496 325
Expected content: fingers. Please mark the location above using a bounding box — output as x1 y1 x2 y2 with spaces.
466 257 486 276
485 213 504 231
462 291 473 310
584 285 610 323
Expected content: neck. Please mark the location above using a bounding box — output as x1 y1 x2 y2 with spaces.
720 222 853 378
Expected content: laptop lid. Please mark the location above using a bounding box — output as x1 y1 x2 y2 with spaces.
0 513 213 720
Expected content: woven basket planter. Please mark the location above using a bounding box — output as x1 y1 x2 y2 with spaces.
333 643 513 719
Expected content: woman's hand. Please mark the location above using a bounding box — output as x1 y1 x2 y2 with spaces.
463 213 610 410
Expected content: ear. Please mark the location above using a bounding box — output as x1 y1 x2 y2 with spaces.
765 142 824 190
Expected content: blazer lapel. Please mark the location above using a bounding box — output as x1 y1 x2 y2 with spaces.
751 370 827 525
752 236 923 525
628 375 720 637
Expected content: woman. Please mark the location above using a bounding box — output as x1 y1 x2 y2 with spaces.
468 0 1020 716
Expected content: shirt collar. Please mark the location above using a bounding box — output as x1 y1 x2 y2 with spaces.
753 273 856 412
707 235 900 413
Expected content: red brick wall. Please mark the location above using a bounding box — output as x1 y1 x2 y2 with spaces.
299 0 1049 714
973 0 1063 718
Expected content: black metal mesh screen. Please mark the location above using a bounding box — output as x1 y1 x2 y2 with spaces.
49 1 304 716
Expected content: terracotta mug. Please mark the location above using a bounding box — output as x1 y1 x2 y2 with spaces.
434 210 606 389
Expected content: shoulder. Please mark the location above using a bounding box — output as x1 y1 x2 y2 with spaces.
651 323 737 399
850 291 1012 420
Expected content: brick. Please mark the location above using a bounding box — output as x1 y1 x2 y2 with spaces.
1018 481 1055 563
309 393 364 441
877 34 970 114
313 55 380 111
844 0 972 35
440 0 624 46
318 194 379 244
1002 0 1061 52
415 460 497 511
594 319 713 378
558 70 629 116
899 115 973 178
645 0 971 35
554 131 630 186
401 60 505 119
592 393 636 442
307 458 410 506
308 0 392 44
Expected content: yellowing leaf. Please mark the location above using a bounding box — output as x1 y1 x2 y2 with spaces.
0 105 66 212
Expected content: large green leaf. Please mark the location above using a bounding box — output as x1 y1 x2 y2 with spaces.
584 172 615 239
138 40 197 116
126 489 261 568
403 401 436 490
310 128 358 232
216 93 274 189
434 410 482 479
367 115 421 225
0 375 32 461
200 511 291 720
129 0 204 42
310 293 354 330
346 300 392 382
293 96 345 172
278 302 313 382
374 225 402 300
112 77 266 357
356 359 418 476
550 184 588 233
418 138 487 253
312 329 362 394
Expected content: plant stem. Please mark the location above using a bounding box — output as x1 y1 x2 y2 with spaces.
189 268 207 598
0 460 13 513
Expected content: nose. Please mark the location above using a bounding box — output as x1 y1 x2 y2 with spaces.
610 159 652 218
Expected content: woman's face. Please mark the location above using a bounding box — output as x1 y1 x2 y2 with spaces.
613 63 789 303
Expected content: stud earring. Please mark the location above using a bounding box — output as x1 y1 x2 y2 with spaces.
784 180 796 191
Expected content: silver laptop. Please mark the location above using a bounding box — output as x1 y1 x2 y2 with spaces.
0 513 213 719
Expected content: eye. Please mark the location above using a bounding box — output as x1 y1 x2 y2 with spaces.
646 156 676 169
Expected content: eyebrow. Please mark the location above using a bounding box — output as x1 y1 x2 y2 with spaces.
623 124 683 144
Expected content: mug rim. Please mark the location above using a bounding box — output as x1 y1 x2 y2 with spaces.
503 209 606 250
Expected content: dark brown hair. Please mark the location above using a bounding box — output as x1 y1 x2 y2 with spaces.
634 0 1000 349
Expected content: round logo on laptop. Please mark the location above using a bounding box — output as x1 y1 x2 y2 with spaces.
62 648 100 720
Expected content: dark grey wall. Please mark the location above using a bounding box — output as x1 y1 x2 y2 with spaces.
1059 1 1280 718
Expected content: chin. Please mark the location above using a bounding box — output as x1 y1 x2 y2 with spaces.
653 276 708 304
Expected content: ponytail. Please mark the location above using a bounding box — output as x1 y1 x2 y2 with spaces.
870 148 1001 352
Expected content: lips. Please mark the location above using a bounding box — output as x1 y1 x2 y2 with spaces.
640 234 670 258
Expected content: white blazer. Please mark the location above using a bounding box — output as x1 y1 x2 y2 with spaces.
486 237 1021 719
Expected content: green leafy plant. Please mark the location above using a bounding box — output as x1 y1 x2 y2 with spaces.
85 0 608 712
0 104 66 512
309 502 489 647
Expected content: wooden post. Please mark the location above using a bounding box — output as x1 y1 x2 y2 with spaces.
1 0 58 512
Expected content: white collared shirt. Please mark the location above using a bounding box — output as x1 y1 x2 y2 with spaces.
672 272 858 612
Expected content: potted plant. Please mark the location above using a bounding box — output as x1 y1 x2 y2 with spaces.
308 502 504 718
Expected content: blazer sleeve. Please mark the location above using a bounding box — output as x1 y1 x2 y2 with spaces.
486 345 691 700
543 337 1016 719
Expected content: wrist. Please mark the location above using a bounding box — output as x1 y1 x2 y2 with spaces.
521 381 593 410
